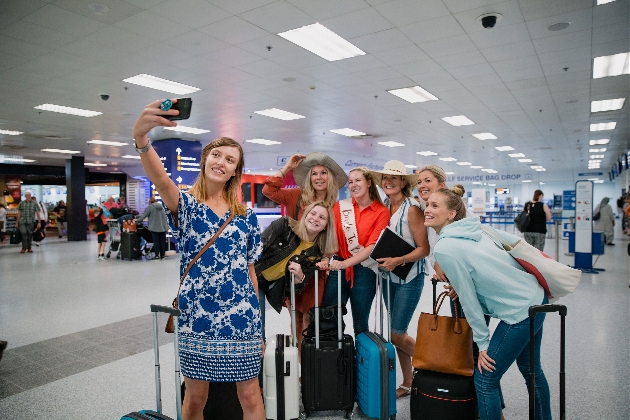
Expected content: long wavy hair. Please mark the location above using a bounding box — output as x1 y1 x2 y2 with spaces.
288 201 338 256
188 137 246 216
349 167 383 205
299 166 340 209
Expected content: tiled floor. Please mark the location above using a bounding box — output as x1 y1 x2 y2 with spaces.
0 228 628 419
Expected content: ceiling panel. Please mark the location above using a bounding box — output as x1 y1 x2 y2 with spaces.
322 7 395 39
399 15 466 44
288 0 369 21
149 0 232 29
197 16 270 45
422 34 479 58
373 0 451 26
23 4 107 38
0 20 77 48
238 1 314 34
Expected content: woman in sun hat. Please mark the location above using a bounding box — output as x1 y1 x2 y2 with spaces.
371 160 430 398
262 152 347 351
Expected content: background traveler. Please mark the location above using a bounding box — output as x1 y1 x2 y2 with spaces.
523 190 552 252
593 197 615 245
0 203 6 243
93 207 109 260
136 196 169 260
16 192 41 253
53 200 67 238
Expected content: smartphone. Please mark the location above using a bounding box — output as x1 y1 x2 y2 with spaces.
165 98 192 121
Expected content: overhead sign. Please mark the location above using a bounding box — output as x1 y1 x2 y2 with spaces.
578 172 603 177
562 190 575 210
152 139 202 194
495 188 510 194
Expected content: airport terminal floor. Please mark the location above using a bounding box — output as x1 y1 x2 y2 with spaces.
0 226 628 420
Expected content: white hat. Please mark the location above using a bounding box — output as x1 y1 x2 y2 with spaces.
293 152 348 189
371 160 418 187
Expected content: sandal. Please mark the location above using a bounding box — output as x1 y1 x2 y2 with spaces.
396 385 411 399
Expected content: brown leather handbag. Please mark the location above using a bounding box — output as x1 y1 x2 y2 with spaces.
412 291 474 376
165 214 234 333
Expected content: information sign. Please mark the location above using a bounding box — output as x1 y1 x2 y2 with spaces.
575 181 593 253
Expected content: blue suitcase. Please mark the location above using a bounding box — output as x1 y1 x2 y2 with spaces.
356 273 396 420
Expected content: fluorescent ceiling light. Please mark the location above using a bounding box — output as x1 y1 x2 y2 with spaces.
387 86 438 103
593 53 629 78
591 98 625 113
122 74 200 95
495 146 514 151
278 23 365 62
41 148 80 154
445 172 455 175
508 153 525 158
531 165 543 169
254 108 305 120
405 164 418 168
589 139 610 145
417 151 438 156
518 159 532 162
245 139 281 145
472 181 482 185
596 0 617 4
456 162 472 165
589 159 602 163
87 140 129 146
164 125 211 135
439 157 457 161
0 155 35 163
471 166 483 169
84 163 107 167
489 183 496 186
590 122 616 131
378 141 405 147
589 148 607 152
482 169 497 173
472 133 497 140
441 115 475 126
122 155 141 159
34 104 102 117
0 129 24 135
594 180 604 183
590 154 605 159
330 128 366 137
535 168 546 171
522 180 532 183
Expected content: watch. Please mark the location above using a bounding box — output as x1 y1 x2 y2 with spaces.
134 139 151 154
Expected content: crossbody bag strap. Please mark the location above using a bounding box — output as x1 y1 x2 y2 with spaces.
481 225 513 251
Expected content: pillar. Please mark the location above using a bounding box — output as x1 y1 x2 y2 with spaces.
65 156 87 241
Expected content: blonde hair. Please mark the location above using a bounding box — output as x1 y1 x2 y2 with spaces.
299 165 340 209
188 137 246 216
418 164 447 185
452 184 465 197
288 201 338 255
435 188 467 221
148 196 157 204
349 167 383 205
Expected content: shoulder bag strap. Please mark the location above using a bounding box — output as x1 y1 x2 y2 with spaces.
481 225 513 251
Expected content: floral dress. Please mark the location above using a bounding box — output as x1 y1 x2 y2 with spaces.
166 192 263 382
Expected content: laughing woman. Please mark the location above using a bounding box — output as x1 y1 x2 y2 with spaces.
133 99 265 420
372 161 430 399
425 188 551 420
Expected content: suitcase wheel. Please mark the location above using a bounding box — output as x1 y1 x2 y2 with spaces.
106 251 111 259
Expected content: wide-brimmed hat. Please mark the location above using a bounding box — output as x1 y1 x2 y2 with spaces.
372 160 418 187
293 152 348 189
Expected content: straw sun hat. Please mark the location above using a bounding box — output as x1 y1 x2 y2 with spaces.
371 160 419 186
292 152 348 189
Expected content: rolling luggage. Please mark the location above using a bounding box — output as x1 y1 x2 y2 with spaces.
180 381 243 420
121 304 183 420
301 270 355 418
263 273 300 420
410 279 476 420
355 272 396 420
120 231 141 260
528 304 567 420
33 227 45 242
10 229 21 244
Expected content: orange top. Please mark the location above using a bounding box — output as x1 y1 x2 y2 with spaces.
334 198 389 286
262 176 303 219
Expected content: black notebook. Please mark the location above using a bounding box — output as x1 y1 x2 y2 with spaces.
370 227 416 280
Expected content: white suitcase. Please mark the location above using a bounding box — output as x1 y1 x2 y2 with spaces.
263 274 301 420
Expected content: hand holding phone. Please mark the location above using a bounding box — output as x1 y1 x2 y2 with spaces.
164 98 192 121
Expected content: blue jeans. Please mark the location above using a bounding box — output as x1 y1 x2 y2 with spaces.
322 264 376 336
382 273 423 334
475 296 551 420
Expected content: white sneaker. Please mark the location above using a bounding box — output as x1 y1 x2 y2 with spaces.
98 256 105 261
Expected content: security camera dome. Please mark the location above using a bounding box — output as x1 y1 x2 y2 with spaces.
476 13 502 29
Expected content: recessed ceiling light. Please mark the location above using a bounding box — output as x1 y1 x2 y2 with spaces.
387 86 438 103
330 128 366 137
456 162 472 165
405 164 418 168
589 148 607 152
378 141 405 147
122 74 200 95
518 159 532 162
34 104 102 117
439 157 457 161
245 139 281 145
548 22 571 31
122 155 141 159
0 129 24 135
87 140 129 146
589 139 610 145
445 172 455 175
472 133 497 140
442 115 475 126
590 154 605 159
88 3 109 15
84 163 107 167
495 146 514 151
522 180 532 183
254 108 305 120
590 122 616 131
591 98 625 113
470 166 483 169
417 151 438 156
508 153 525 158
278 23 365 62
41 148 80 154
0 155 35 163
593 52 629 78
164 126 211 134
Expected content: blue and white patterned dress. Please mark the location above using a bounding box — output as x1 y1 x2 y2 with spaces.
166 192 263 382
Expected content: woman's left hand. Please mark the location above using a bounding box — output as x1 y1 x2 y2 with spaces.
443 283 458 301
328 259 346 272
478 350 496 373
316 257 329 270
376 257 402 272
288 262 305 283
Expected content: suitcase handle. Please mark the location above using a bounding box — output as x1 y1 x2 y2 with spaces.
528 304 567 317
151 304 181 317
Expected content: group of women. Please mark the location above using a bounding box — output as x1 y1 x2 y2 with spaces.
133 99 553 420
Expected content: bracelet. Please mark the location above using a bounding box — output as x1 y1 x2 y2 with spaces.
279 168 286 177
134 139 151 154
401 256 406 266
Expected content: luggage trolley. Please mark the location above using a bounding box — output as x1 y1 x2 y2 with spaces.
106 219 121 259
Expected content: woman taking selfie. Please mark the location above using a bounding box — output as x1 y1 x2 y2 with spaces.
133 99 265 420
372 161 430 398
322 167 389 336
425 188 551 420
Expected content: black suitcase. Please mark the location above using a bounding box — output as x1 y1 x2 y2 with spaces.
181 381 243 420
528 304 566 420
120 231 141 260
10 229 21 244
301 271 355 418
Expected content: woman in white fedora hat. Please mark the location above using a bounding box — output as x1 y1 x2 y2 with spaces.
372 160 430 398
262 152 347 353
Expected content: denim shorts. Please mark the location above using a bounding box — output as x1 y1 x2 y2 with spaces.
382 273 424 334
